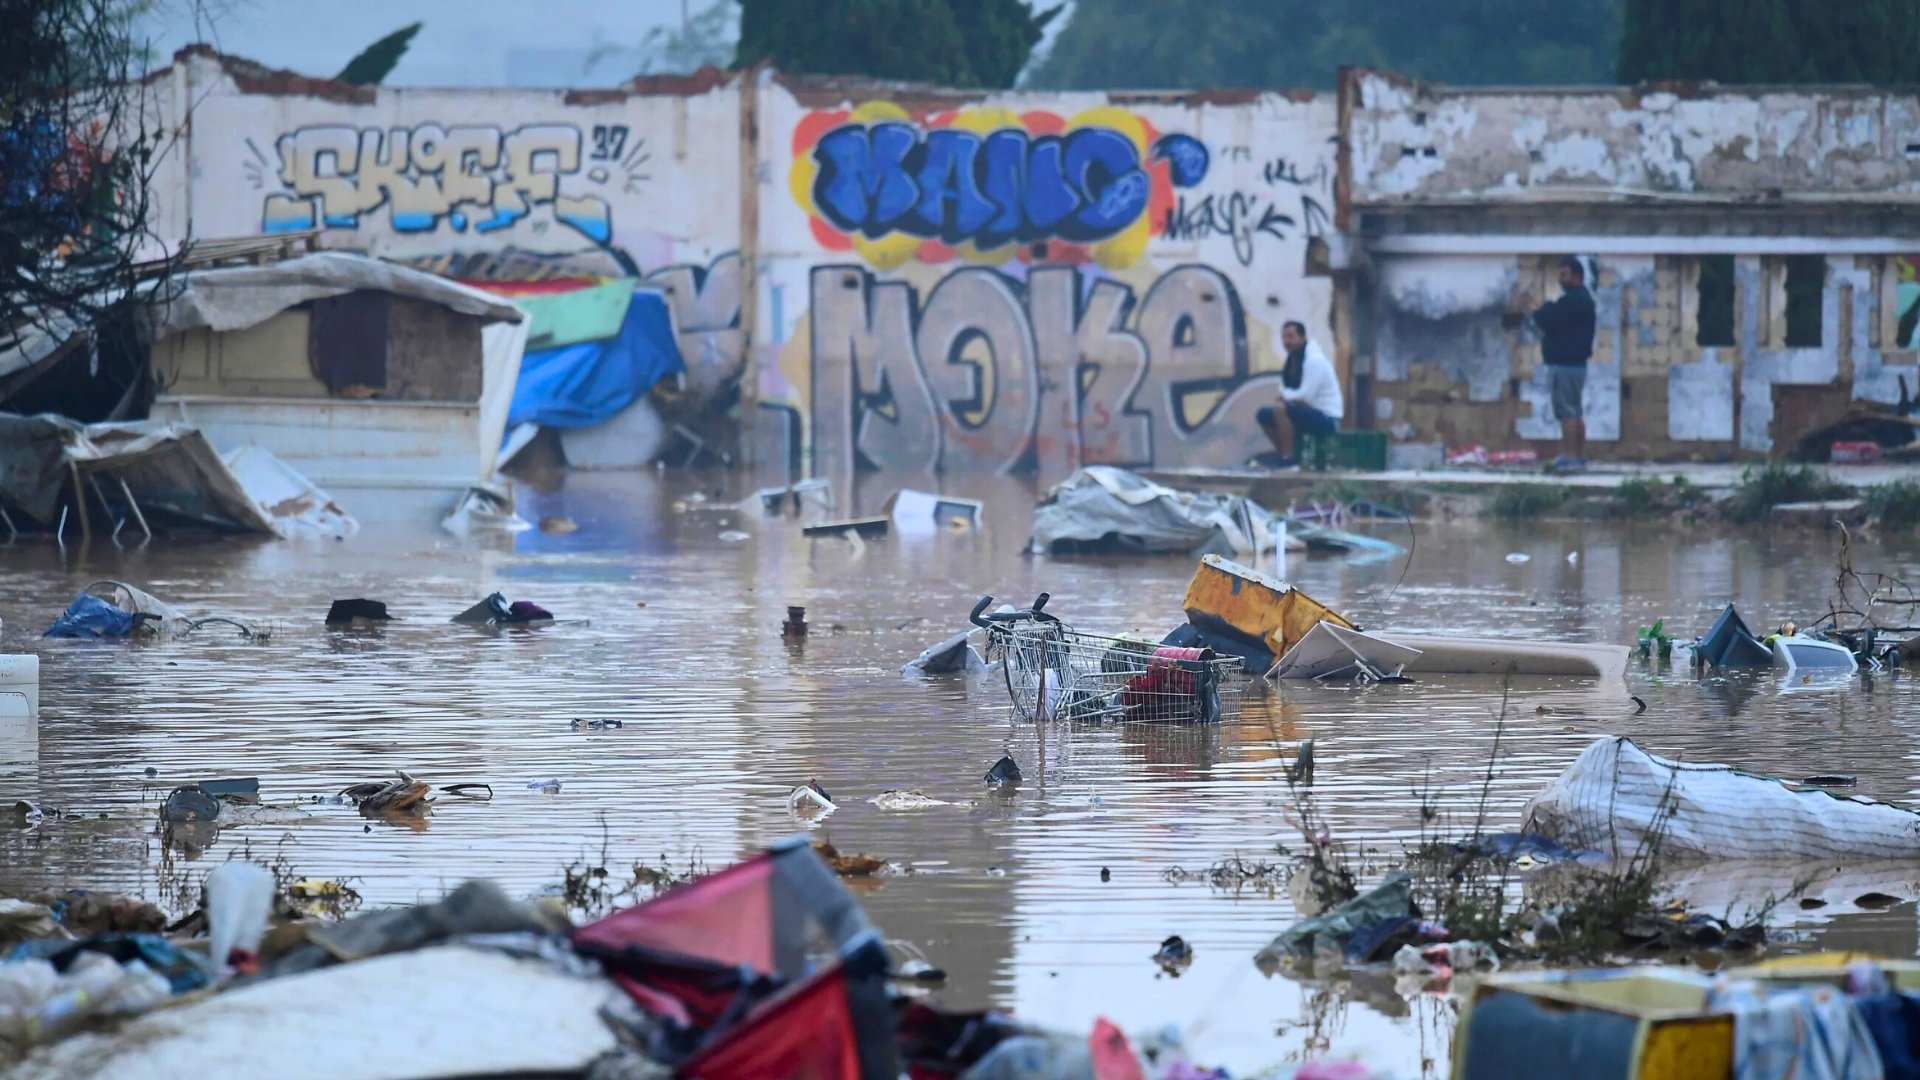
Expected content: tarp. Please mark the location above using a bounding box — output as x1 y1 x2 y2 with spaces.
143 252 523 340
9 946 620 1079
512 278 633 351
506 288 683 431
0 415 349 538
1028 467 1284 556
1522 737 1920 862
477 319 529 479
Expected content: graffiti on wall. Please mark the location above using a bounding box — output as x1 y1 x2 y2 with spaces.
254 123 650 248
791 104 1214 270
809 262 1285 480
644 253 744 397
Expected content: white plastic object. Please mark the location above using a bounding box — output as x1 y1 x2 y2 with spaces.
0 655 38 716
206 862 275 967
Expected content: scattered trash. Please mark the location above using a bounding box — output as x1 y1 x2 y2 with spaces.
451 592 555 627
1504 552 1530 564
1384 633 1629 681
1153 935 1193 976
324 599 393 626
1525 736 1920 859
1255 872 1416 971
159 785 222 824
1693 603 1772 669
434 783 493 801
1100 867 1111 882
745 478 835 515
1269 622 1419 682
526 778 563 795
1801 775 1860 788
0 654 37 718
538 516 578 535
1287 739 1316 786
974 592 1247 723
441 484 531 535
901 630 986 676
1180 555 1351 672
568 719 624 730
1772 633 1860 674
985 755 1022 787
811 839 887 876
886 489 983 535
1636 618 1675 659
868 791 951 810
205 862 274 970
896 958 947 983
804 516 890 538
1028 466 1284 557
341 773 434 815
789 779 836 816
782 605 808 639
718 529 751 543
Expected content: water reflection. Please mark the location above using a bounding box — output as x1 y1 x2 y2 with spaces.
0 471 1917 1075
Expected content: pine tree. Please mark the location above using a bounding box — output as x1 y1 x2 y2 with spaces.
336 23 422 87
1620 0 1920 84
735 0 1053 88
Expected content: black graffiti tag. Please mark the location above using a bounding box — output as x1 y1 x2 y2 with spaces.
1161 192 1295 267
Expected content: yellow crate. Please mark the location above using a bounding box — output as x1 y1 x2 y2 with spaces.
1731 953 1920 992
1452 970 1733 1080
1181 555 1351 667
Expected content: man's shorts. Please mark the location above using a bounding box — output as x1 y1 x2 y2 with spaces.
1548 364 1587 421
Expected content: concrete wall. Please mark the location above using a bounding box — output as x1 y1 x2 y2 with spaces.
145 51 1339 482
1343 69 1920 456
152 48 747 403
756 76 1339 490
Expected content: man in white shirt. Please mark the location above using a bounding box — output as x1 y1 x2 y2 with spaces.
1255 321 1344 465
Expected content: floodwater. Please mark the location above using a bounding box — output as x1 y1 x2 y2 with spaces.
3 470 1920 1077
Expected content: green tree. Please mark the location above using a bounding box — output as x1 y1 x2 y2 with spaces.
1028 0 1620 90
1619 0 1920 84
336 22 421 86
735 0 1056 88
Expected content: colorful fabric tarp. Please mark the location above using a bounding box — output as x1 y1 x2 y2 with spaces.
506 287 683 431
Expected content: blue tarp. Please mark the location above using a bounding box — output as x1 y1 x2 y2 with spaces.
44 593 134 638
505 287 683 431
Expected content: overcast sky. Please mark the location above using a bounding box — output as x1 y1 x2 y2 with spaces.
137 0 1073 88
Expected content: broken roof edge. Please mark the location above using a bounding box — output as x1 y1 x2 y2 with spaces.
1343 64 1920 102
772 68 1319 109
156 45 738 100
146 251 525 341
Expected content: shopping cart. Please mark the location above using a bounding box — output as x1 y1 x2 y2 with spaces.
969 594 1247 724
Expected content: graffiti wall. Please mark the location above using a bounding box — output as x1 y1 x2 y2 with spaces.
149 49 745 394
758 81 1339 488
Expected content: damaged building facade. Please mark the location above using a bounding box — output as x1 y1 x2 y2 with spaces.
129 50 1920 480
1340 68 1920 457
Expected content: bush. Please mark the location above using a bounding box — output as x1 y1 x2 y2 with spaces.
1725 463 1853 524
1864 481 1920 530
1615 477 1659 515
1483 483 1573 520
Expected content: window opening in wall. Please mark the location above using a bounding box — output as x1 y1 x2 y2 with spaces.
1784 255 1825 348
1696 255 1735 347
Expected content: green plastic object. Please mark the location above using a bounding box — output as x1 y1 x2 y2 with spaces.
1300 431 1388 472
515 279 637 351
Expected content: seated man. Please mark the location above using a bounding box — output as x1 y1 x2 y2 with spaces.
1255 321 1344 466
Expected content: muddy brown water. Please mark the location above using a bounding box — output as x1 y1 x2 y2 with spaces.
2 471 1918 1076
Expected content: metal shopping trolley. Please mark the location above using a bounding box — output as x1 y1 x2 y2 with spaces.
969 594 1247 724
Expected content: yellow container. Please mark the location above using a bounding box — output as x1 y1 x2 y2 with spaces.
1452 970 1733 1080
1180 555 1351 667
1732 952 1920 992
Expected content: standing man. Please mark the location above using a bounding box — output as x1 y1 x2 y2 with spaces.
1255 321 1344 467
1526 256 1596 470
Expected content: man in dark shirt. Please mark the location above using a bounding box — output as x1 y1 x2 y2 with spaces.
1527 256 1596 468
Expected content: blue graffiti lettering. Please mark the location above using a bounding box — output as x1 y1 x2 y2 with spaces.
1151 134 1209 189
812 123 1204 248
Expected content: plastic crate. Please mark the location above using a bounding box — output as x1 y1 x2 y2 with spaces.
1299 431 1387 472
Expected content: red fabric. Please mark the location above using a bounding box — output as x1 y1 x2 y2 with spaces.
1089 1019 1145 1080
461 277 602 295
682 965 861 1080
574 854 776 970
609 972 694 1026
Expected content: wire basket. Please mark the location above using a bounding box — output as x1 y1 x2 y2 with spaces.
971 594 1247 724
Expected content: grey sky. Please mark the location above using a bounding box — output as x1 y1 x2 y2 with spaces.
138 0 1073 88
